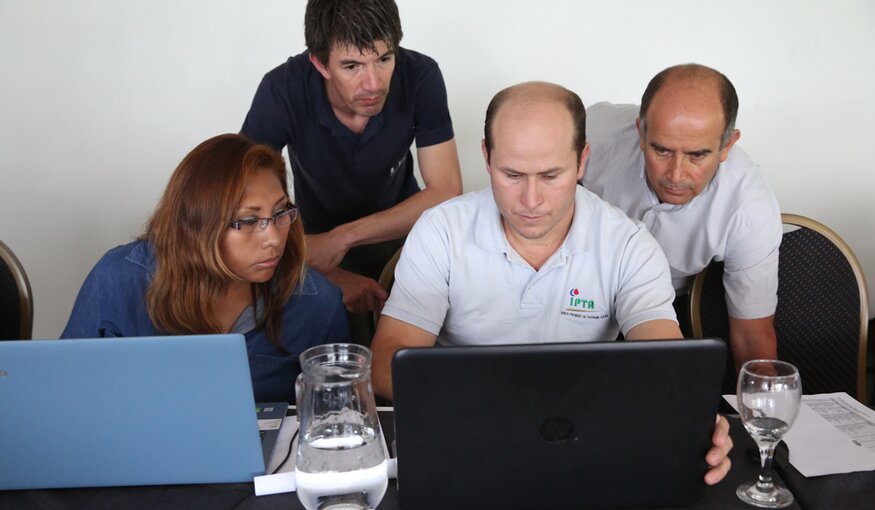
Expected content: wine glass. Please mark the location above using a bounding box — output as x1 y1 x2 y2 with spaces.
736 360 802 508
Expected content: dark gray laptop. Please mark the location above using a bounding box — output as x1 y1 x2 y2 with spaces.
0 335 268 490
391 339 726 510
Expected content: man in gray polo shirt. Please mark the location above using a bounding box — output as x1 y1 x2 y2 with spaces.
371 81 732 485
582 64 781 370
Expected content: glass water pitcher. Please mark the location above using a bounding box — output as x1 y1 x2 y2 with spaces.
294 343 388 510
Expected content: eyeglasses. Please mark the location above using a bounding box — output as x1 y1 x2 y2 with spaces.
229 203 299 234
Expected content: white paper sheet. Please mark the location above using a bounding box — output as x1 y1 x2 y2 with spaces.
724 392 875 477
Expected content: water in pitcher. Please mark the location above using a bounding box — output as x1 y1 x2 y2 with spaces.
295 422 388 510
294 343 389 510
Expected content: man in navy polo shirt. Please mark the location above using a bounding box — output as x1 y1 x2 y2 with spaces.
241 0 462 342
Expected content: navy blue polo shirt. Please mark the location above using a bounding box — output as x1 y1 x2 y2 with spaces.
241 47 455 234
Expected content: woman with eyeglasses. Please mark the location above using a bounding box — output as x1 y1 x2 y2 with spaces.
62 134 349 402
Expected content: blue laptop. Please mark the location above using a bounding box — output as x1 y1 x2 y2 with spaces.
0 334 267 490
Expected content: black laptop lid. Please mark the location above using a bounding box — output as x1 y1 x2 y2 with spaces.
391 339 726 510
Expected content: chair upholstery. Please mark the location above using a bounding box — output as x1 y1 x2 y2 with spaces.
690 214 869 403
372 245 403 329
0 239 33 340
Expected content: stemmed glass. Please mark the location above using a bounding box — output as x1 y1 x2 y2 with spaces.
736 360 802 508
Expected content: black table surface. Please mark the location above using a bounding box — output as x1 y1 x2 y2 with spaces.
774 439 875 510
2 413 871 510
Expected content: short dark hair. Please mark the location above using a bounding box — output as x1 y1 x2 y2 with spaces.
639 63 739 148
305 0 403 65
484 82 587 162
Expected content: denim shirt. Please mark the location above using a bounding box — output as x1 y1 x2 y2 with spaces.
61 241 350 403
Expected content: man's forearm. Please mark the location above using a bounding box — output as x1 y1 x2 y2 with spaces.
307 138 461 274
728 316 778 371
371 316 440 400
331 184 460 251
625 319 683 341
371 337 401 400
331 137 462 251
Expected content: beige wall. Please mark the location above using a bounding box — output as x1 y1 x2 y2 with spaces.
1 0 873 338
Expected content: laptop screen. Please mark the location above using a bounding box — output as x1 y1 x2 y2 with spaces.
391 338 726 510
0 334 267 490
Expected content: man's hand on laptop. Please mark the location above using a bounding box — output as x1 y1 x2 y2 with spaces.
704 414 733 485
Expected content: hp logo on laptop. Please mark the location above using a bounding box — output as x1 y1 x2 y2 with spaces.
539 416 574 443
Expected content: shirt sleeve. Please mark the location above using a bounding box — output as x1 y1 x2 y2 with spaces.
240 68 297 152
411 56 454 149
60 251 136 339
61 243 159 339
722 198 782 319
248 270 349 403
614 226 679 335
316 280 352 345
380 210 451 334
274 269 350 353
60 261 107 339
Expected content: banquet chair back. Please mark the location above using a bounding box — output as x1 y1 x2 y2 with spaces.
690 214 869 403
0 239 33 340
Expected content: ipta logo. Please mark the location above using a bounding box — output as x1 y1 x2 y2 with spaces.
568 288 595 310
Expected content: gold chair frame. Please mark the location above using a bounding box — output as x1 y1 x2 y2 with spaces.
690 213 869 403
372 245 404 330
0 239 34 340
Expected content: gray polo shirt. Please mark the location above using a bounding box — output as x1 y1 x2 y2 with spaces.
583 102 781 319
382 186 677 345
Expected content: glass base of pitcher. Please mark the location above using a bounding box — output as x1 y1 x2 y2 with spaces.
295 461 388 510
314 493 371 510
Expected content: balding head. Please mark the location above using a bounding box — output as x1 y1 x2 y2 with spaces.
635 65 742 206
484 81 587 163
479 82 589 263
639 64 738 149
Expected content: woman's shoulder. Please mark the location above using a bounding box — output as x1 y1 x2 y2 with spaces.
278 268 348 340
61 240 156 339
90 240 154 279
295 267 342 298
